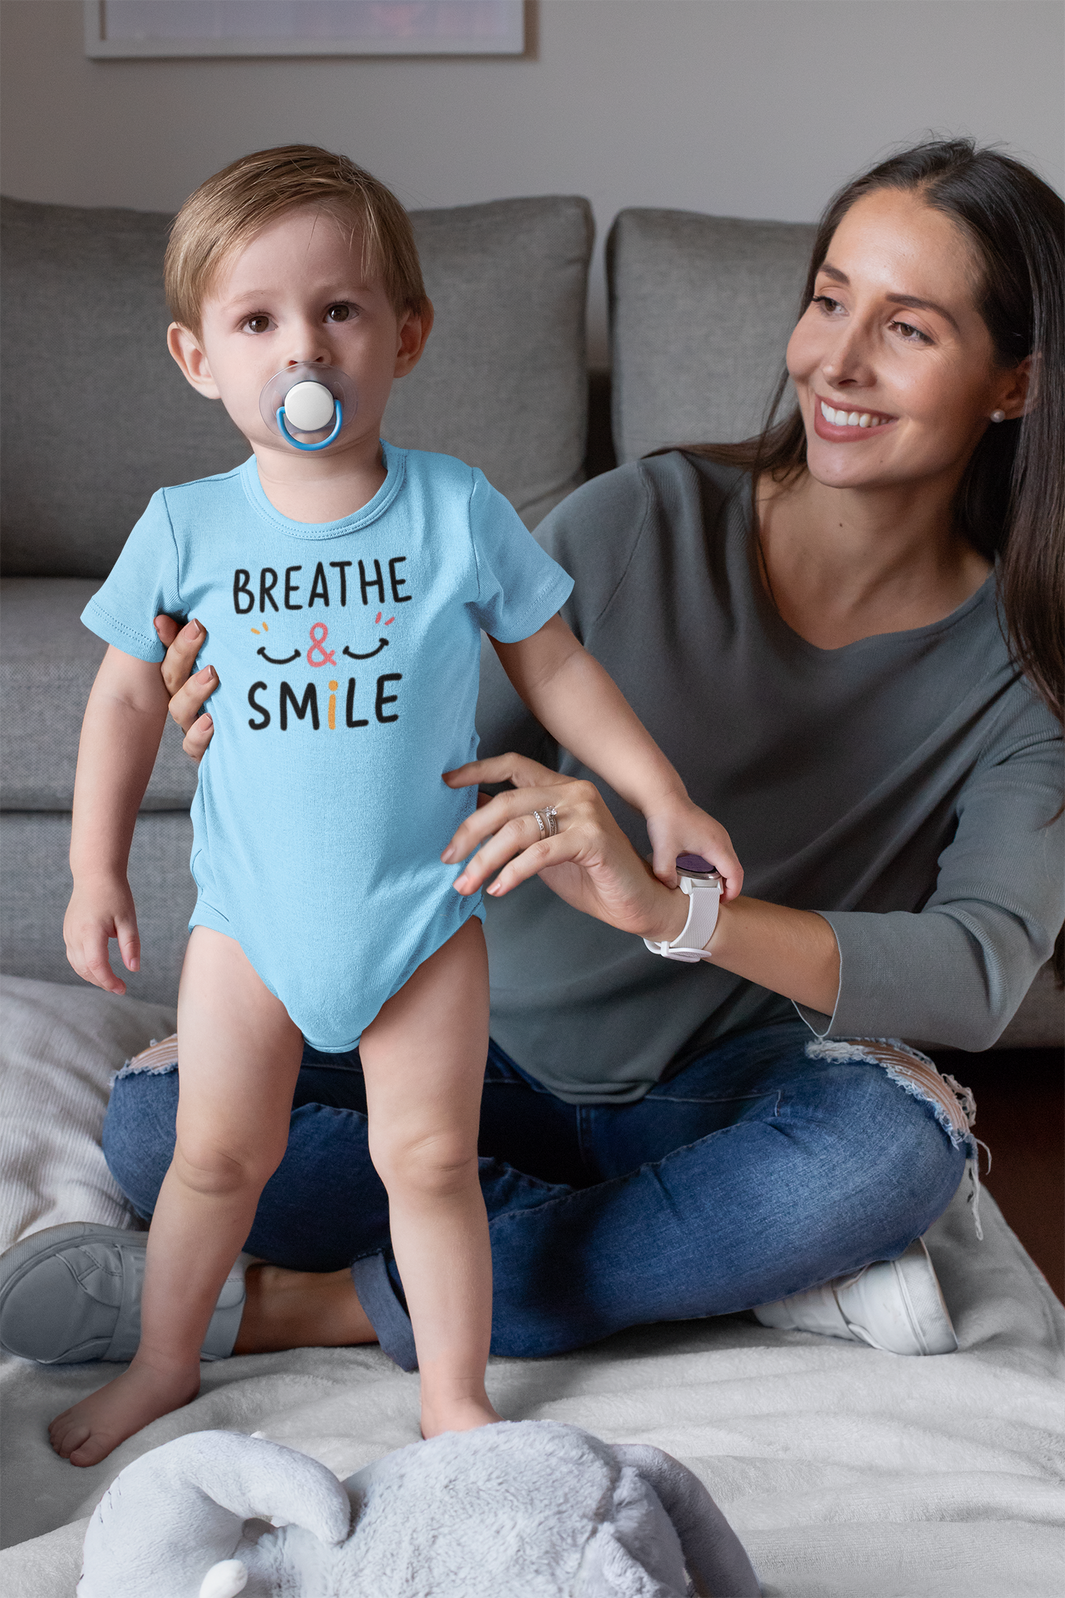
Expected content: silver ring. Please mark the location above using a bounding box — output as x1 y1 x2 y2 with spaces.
543 804 559 837
531 810 547 839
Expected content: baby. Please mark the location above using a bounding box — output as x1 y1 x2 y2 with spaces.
57 146 741 1465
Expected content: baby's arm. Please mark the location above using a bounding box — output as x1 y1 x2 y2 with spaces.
63 646 171 993
492 616 742 897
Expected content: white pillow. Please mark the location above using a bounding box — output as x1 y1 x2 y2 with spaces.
0 975 176 1247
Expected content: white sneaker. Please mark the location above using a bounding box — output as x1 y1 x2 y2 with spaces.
752 1238 958 1355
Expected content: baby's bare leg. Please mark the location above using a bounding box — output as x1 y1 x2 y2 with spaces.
359 917 499 1437
49 927 302 1466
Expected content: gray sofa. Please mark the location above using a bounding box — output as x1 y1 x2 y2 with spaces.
1 192 1059 1043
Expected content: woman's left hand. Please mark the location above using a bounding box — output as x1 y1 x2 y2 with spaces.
442 754 688 944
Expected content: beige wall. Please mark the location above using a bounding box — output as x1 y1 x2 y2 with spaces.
3 0 1062 363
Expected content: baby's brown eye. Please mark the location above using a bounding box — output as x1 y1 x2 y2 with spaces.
246 315 270 334
327 304 351 322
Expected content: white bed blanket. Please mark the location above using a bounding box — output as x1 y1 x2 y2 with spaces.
1 975 1062 1596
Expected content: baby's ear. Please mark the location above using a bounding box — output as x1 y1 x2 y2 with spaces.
167 322 221 399
393 299 434 378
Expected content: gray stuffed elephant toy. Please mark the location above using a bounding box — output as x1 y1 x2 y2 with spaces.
77 1419 760 1596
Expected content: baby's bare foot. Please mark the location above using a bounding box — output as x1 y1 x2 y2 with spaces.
48 1360 200 1467
421 1395 503 1438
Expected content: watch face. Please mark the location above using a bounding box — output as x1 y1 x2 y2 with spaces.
676 853 720 880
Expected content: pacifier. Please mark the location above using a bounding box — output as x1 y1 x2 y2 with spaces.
259 363 358 451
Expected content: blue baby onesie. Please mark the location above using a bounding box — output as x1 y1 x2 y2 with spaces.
82 444 573 1050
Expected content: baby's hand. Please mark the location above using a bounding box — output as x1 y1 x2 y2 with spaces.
63 878 141 995
645 800 743 901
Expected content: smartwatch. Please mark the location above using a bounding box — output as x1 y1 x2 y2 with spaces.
643 854 722 963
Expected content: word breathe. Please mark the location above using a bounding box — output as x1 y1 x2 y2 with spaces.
248 674 402 731
233 558 411 614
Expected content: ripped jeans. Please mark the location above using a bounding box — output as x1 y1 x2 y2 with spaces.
103 1020 975 1370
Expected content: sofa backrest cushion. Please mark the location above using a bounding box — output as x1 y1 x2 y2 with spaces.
0 194 592 577
607 209 816 464
383 197 593 531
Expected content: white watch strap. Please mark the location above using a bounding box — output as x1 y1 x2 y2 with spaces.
643 874 722 963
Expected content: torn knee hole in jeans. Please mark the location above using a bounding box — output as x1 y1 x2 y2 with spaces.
113 1034 180 1081
805 1036 990 1241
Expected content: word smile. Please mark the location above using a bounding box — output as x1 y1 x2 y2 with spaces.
248 674 402 731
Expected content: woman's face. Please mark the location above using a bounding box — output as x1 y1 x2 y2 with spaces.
786 188 1025 496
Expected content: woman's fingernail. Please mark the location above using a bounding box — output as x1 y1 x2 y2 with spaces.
488 882 502 896
181 618 200 638
195 665 213 681
441 848 454 863
198 714 213 728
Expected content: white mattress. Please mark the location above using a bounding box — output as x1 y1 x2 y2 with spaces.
2 974 1062 1596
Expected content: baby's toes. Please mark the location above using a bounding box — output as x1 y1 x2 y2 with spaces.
69 1432 115 1468
49 1416 91 1459
47 1410 70 1445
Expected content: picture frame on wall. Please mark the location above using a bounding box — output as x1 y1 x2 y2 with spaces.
84 1 526 58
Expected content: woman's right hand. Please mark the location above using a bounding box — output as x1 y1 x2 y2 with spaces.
153 615 217 763
442 753 689 945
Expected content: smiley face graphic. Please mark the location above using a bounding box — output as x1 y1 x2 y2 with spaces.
250 616 395 664
249 622 300 663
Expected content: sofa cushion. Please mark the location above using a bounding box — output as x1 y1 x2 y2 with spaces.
383 197 593 530
1 193 592 577
607 209 816 463
0 810 194 1005
0 578 196 811
0 199 247 578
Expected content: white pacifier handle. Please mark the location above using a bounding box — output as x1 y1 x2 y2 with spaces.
259 364 358 452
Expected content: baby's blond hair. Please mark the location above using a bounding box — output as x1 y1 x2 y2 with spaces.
164 145 426 333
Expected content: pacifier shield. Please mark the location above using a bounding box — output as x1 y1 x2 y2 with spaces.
259 363 358 448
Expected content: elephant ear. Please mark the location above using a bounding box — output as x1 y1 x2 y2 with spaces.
78 1430 351 1598
611 1445 760 1598
574 1523 686 1598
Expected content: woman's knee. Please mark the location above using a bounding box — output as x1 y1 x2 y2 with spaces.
826 1053 968 1241
811 1040 972 1175
102 1065 180 1215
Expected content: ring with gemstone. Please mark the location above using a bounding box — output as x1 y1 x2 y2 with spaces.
531 810 547 839
543 804 559 837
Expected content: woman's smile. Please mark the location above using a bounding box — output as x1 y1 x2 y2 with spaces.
813 397 897 439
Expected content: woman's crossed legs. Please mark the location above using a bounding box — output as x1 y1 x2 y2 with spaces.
104 1021 966 1371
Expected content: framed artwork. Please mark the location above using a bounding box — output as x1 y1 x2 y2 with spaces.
84 1 526 58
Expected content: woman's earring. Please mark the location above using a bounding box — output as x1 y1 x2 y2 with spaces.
990 410 1006 423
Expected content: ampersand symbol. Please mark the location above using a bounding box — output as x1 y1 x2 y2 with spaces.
307 622 336 667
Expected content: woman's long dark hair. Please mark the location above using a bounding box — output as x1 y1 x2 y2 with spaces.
682 139 1064 979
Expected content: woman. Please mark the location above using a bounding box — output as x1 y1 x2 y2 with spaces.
5 139 1062 1389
